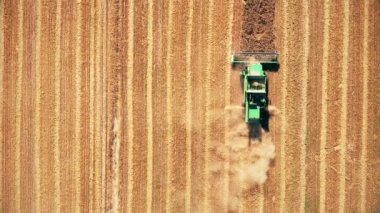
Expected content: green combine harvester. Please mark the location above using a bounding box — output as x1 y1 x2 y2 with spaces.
231 51 279 131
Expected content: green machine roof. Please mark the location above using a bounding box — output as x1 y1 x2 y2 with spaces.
247 63 265 76
248 108 260 120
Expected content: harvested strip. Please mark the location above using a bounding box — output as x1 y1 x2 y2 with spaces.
94 0 104 210
59 1 76 211
32 0 41 211
325 0 344 211
365 0 380 211
170 0 190 211
20 0 39 211
88 0 95 210
118 0 132 211
282 0 304 210
203 0 214 210
185 0 194 212
15 0 23 211
101 1 108 210
14 0 24 212
165 0 173 211
78 1 91 211
190 0 206 211
146 1 154 212
344 1 364 211
54 0 62 211
40 0 58 211
151 0 168 211
111 116 121 212
338 1 349 212
207 0 230 210
74 1 82 211
224 0 234 210
126 0 135 212
107 1 122 211
131 1 149 211
305 1 324 212
319 0 331 211
3 1 19 211
0 1 3 209
359 0 369 212
279 0 288 211
300 0 310 211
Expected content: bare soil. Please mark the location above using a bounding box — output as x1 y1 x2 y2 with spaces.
240 0 276 51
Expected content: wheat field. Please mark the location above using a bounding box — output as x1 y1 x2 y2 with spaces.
1 0 379 212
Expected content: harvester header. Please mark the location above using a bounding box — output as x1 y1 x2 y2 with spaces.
231 51 279 65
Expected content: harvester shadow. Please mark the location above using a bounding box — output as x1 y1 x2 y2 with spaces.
263 63 280 72
232 61 280 72
248 108 270 143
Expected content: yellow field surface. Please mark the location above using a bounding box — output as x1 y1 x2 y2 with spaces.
1 0 379 212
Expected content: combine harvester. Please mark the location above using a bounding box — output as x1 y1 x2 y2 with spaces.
231 51 279 140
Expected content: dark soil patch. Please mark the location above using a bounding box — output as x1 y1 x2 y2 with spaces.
240 0 276 51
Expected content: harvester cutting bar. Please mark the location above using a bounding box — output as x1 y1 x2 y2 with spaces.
231 51 279 64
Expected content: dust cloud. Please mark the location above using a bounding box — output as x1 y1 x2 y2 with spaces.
209 105 276 212
110 117 121 212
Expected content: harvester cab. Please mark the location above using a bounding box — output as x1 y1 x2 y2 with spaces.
231 51 279 131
